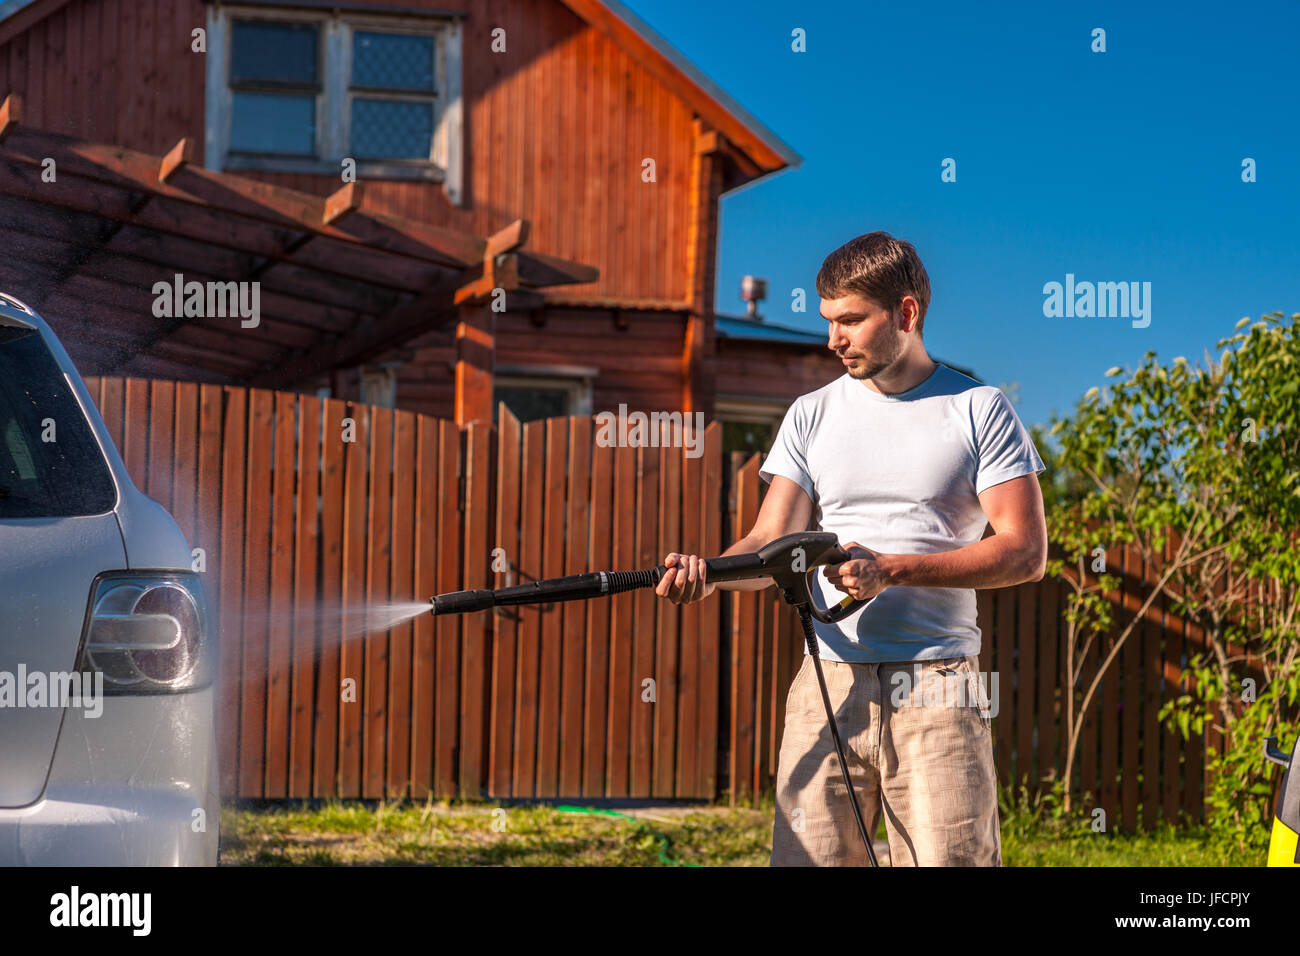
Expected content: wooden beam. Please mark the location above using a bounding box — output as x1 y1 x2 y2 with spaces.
454 304 495 427
247 274 466 389
158 138 194 184
694 127 721 155
719 136 763 183
0 210 402 317
323 181 363 225
485 218 529 258
0 95 18 144
0 149 419 300
454 253 518 306
683 134 722 419
0 125 484 271
1 128 598 295
500 288 546 312
513 249 599 288
327 207 491 270
108 352 234 384
0 123 600 295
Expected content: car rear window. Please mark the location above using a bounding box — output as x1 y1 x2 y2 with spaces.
0 322 116 517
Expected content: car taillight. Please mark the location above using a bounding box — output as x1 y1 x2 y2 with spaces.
77 572 211 693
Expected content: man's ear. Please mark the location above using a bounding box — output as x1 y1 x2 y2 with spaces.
899 297 921 333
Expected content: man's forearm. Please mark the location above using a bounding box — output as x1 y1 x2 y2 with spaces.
880 533 1043 589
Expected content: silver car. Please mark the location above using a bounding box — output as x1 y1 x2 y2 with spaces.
0 291 219 865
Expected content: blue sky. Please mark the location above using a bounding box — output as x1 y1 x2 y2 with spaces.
622 0 1300 433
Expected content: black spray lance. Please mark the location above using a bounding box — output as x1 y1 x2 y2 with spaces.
429 530 881 865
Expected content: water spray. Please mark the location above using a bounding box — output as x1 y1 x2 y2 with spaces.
428 530 881 866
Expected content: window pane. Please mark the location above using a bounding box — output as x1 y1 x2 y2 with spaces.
230 92 316 154
722 420 777 456
350 98 433 159
0 327 116 518
231 20 318 85
494 387 570 423
352 32 435 91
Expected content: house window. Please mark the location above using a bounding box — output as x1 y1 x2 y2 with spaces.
205 3 464 202
227 20 320 156
360 366 398 409
493 366 596 423
715 397 789 456
350 31 437 159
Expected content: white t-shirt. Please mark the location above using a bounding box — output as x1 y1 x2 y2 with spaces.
758 362 1046 663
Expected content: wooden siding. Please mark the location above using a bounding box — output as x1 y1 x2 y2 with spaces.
379 310 843 421
0 0 703 302
393 306 691 418
714 338 842 403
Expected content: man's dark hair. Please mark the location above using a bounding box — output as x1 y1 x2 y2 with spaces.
815 231 932 335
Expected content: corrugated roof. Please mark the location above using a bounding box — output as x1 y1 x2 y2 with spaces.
716 313 982 381
715 314 826 345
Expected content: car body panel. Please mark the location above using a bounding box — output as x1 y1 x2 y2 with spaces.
0 293 219 865
0 516 127 807
0 689 219 865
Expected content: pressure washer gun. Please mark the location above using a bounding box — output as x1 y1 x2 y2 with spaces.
429 530 883 866
429 530 867 622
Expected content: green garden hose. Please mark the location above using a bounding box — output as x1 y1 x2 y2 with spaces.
554 805 701 867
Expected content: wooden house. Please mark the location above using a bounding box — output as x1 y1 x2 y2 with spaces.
0 0 848 441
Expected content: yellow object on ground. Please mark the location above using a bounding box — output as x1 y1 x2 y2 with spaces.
1266 817 1299 867
1266 736 1298 867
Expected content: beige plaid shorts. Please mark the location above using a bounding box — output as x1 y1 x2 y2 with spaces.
770 654 1001 867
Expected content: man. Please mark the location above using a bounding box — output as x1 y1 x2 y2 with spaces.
656 231 1047 866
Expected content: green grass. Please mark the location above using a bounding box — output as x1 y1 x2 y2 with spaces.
1001 821 1254 867
218 790 1261 867
220 797 776 867
996 783 1263 867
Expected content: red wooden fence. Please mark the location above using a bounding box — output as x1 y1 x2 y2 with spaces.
82 377 1258 828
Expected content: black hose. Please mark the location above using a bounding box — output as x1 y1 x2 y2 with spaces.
429 542 882 866
605 567 663 594
796 604 878 867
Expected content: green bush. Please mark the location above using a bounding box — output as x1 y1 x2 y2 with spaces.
1043 311 1300 850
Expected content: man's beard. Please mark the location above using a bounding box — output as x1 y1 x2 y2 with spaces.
843 329 904 380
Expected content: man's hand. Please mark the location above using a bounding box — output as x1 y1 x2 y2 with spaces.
822 542 890 602
655 553 716 605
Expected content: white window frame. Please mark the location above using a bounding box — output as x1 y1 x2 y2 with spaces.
494 365 597 420
204 2 464 204
715 396 789 429
360 365 399 409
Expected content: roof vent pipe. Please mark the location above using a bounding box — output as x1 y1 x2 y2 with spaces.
740 275 767 321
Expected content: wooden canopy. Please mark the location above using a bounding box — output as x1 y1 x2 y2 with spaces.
0 94 597 421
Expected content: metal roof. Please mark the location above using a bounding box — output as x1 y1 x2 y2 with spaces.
715 314 826 346
716 312 982 381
